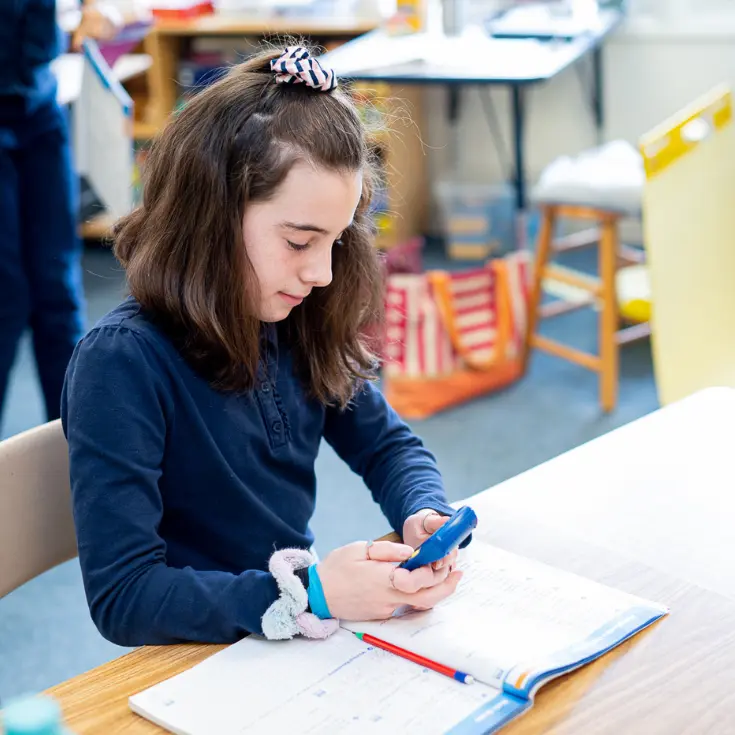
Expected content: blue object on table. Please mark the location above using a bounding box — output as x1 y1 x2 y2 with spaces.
1 694 74 735
399 506 478 571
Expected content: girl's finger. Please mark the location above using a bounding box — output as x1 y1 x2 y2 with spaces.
391 565 432 594
402 570 463 609
421 512 449 535
432 547 459 570
392 562 450 594
362 540 414 563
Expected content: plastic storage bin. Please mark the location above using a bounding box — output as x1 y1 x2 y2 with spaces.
434 180 516 260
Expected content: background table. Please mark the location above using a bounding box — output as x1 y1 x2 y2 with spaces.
44 387 735 733
324 9 623 215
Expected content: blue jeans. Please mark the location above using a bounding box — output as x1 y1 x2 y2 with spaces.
0 95 85 424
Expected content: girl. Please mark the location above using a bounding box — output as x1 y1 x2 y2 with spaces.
61 45 466 646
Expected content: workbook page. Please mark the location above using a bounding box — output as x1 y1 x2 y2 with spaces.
129 631 498 735
342 541 667 686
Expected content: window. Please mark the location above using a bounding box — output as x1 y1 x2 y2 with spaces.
624 0 735 34
629 0 735 20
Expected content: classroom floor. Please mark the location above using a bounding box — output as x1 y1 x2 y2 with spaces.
0 243 659 701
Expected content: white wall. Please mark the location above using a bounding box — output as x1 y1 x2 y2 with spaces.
423 18 735 194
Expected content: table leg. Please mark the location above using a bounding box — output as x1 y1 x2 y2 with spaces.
447 85 461 175
592 46 604 144
511 84 527 249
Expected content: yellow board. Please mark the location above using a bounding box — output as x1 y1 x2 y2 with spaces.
640 84 735 405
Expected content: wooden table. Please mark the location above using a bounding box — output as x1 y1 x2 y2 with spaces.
44 387 735 733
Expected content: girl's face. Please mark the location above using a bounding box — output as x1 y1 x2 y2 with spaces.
242 160 363 323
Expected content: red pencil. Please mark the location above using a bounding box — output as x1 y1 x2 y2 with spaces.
354 631 474 684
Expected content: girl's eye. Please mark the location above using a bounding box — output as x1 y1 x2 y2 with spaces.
287 240 310 252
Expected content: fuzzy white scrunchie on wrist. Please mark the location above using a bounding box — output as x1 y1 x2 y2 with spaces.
261 548 340 640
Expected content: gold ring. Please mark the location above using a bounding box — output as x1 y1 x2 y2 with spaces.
365 540 374 561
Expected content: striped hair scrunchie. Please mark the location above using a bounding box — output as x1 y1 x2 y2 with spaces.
270 46 338 92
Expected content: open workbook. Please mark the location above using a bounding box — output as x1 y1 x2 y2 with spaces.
129 541 668 734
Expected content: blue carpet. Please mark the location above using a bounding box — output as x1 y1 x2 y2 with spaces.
0 243 659 700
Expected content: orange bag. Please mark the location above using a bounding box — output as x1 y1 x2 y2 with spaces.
382 252 531 419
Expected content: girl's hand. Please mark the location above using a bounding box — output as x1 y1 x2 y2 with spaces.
402 509 460 572
317 540 463 621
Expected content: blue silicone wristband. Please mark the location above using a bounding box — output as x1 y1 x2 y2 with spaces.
307 564 333 620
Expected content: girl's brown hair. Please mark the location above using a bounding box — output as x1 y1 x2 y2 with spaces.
113 44 384 407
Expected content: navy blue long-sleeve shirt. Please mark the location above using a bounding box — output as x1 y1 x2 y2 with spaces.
60 298 456 647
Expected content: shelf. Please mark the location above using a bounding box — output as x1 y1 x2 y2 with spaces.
152 15 379 37
133 121 160 140
115 53 153 83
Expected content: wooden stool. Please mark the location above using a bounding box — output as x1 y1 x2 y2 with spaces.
523 203 651 412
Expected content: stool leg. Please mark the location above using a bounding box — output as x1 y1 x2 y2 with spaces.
522 206 555 372
599 219 619 412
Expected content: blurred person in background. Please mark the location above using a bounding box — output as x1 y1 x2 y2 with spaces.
0 0 131 431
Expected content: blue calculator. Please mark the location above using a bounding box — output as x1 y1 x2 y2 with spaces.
399 506 478 572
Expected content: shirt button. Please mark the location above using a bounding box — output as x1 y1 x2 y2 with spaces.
272 421 283 433
261 383 270 393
